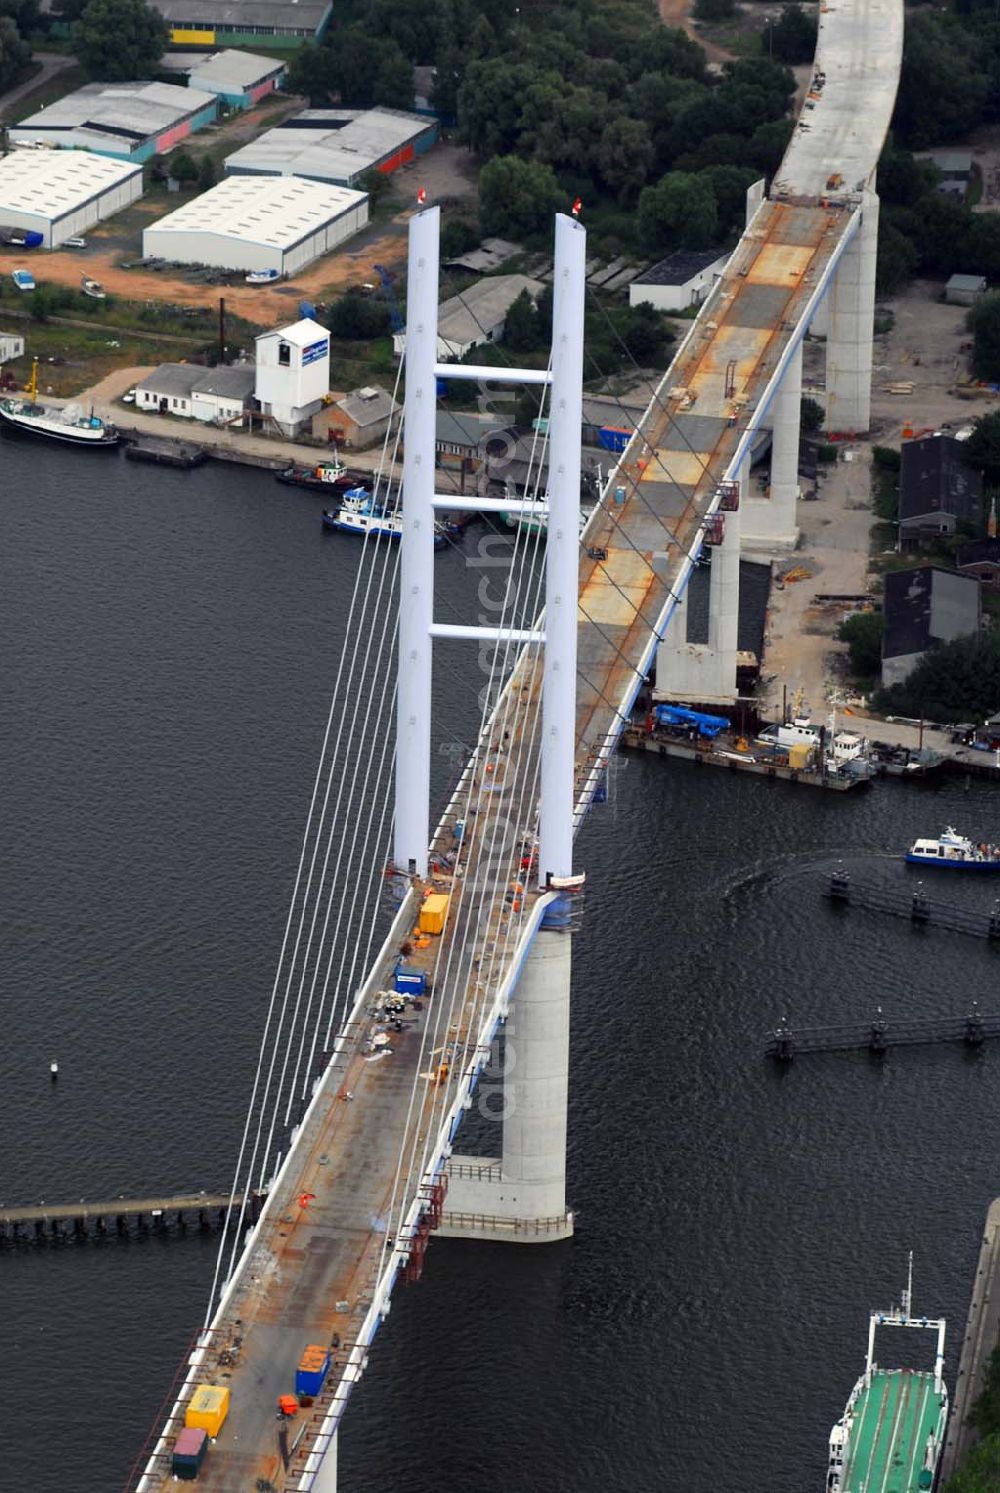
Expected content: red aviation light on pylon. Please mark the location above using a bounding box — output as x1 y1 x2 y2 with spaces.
571 197 582 217
417 187 427 206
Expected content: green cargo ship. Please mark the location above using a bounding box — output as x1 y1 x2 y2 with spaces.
826 1257 948 1493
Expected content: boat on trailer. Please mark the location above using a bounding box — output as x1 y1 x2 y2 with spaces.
246 268 281 285
906 827 1000 869
826 1256 947 1493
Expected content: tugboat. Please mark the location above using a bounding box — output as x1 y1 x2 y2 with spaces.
276 457 355 493
322 487 404 540
826 1256 947 1493
321 488 448 547
905 827 1000 869
0 359 119 447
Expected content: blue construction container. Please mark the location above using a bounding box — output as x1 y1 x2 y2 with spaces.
394 964 426 997
296 1343 331 1397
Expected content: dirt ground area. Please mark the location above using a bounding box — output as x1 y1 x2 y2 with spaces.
760 277 989 725
0 140 478 328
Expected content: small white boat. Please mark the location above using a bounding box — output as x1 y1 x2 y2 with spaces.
906 827 1000 869
245 268 281 285
11 268 34 292
81 275 106 300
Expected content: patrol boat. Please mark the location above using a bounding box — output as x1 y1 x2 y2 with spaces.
0 359 119 447
906 827 1000 869
826 1256 947 1493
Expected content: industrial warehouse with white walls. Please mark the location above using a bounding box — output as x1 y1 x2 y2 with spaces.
141 175 369 276
0 150 144 248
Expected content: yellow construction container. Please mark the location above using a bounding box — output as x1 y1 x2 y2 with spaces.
419 893 450 935
185 1385 230 1439
788 743 812 771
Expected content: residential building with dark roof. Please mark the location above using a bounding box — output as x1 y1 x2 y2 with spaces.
898 433 983 546
881 565 981 687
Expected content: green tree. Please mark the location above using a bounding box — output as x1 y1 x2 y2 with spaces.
766 4 817 64
335 29 381 108
197 154 216 190
700 163 759 236
168 149 198 185
72 0 167 81
638 171 718 251
747 118 795 175
623 302 671 364
440 217 479 259
0 11 28 90
328 290 391 340
837 612 884 680
894 12 990 149
285 41 336 104
0 0 42 36
374 40 414 109
457 58 543 156
964 411 1000 485
801 395 824 434
596 116 654 204
693 0 736 19
971 1347 1000 1439
876 218 918 295
875 631 999 723
967 296 1000 384
478 155 562 239
503 289 542 352
944 1432 1000 1493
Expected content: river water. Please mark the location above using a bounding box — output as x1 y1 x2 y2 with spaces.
2 442 999 1492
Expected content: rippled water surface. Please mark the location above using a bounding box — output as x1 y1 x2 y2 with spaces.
2 442 998 1492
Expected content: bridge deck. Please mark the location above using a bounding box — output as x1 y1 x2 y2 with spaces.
139 198 853 1493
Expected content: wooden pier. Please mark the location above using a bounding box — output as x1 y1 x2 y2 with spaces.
765 1005 998 1060
0 1189 263 1244
825 868 1000 940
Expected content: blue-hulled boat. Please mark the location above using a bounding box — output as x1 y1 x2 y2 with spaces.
905 827 1000 869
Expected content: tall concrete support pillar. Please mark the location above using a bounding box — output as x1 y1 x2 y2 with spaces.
825 190 879 435
653 464 744 705
704 465 742 695
742 342 802 552
438 910 574 1243
499 921 571 1225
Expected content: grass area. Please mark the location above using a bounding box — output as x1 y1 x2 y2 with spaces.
8 63 86 124
0 280 264 345
2 324 189 396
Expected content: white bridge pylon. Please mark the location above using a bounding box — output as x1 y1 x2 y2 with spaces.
394 205 585 892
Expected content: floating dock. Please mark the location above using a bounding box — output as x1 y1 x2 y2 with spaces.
621 724 864 791
124 438 206 469
939 1197 1000 1484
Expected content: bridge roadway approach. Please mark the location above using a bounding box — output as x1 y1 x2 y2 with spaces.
138 4 903 1489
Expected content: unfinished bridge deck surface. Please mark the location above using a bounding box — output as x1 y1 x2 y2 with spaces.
139 198 855 1493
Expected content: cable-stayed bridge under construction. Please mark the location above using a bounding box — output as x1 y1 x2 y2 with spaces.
133 2 902 1487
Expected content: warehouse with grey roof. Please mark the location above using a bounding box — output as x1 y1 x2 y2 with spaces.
224 106 438 187
0 149 143 247
10 81 218 162
142 174 369 275
149 0 332 41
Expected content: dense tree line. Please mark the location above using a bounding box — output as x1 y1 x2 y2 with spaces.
874 630 1000 722
287 0 797 251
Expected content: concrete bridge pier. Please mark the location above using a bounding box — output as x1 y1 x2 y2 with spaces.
742 341 802 552
824 188 879 435
438 907 574 1243
653 460 745 705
